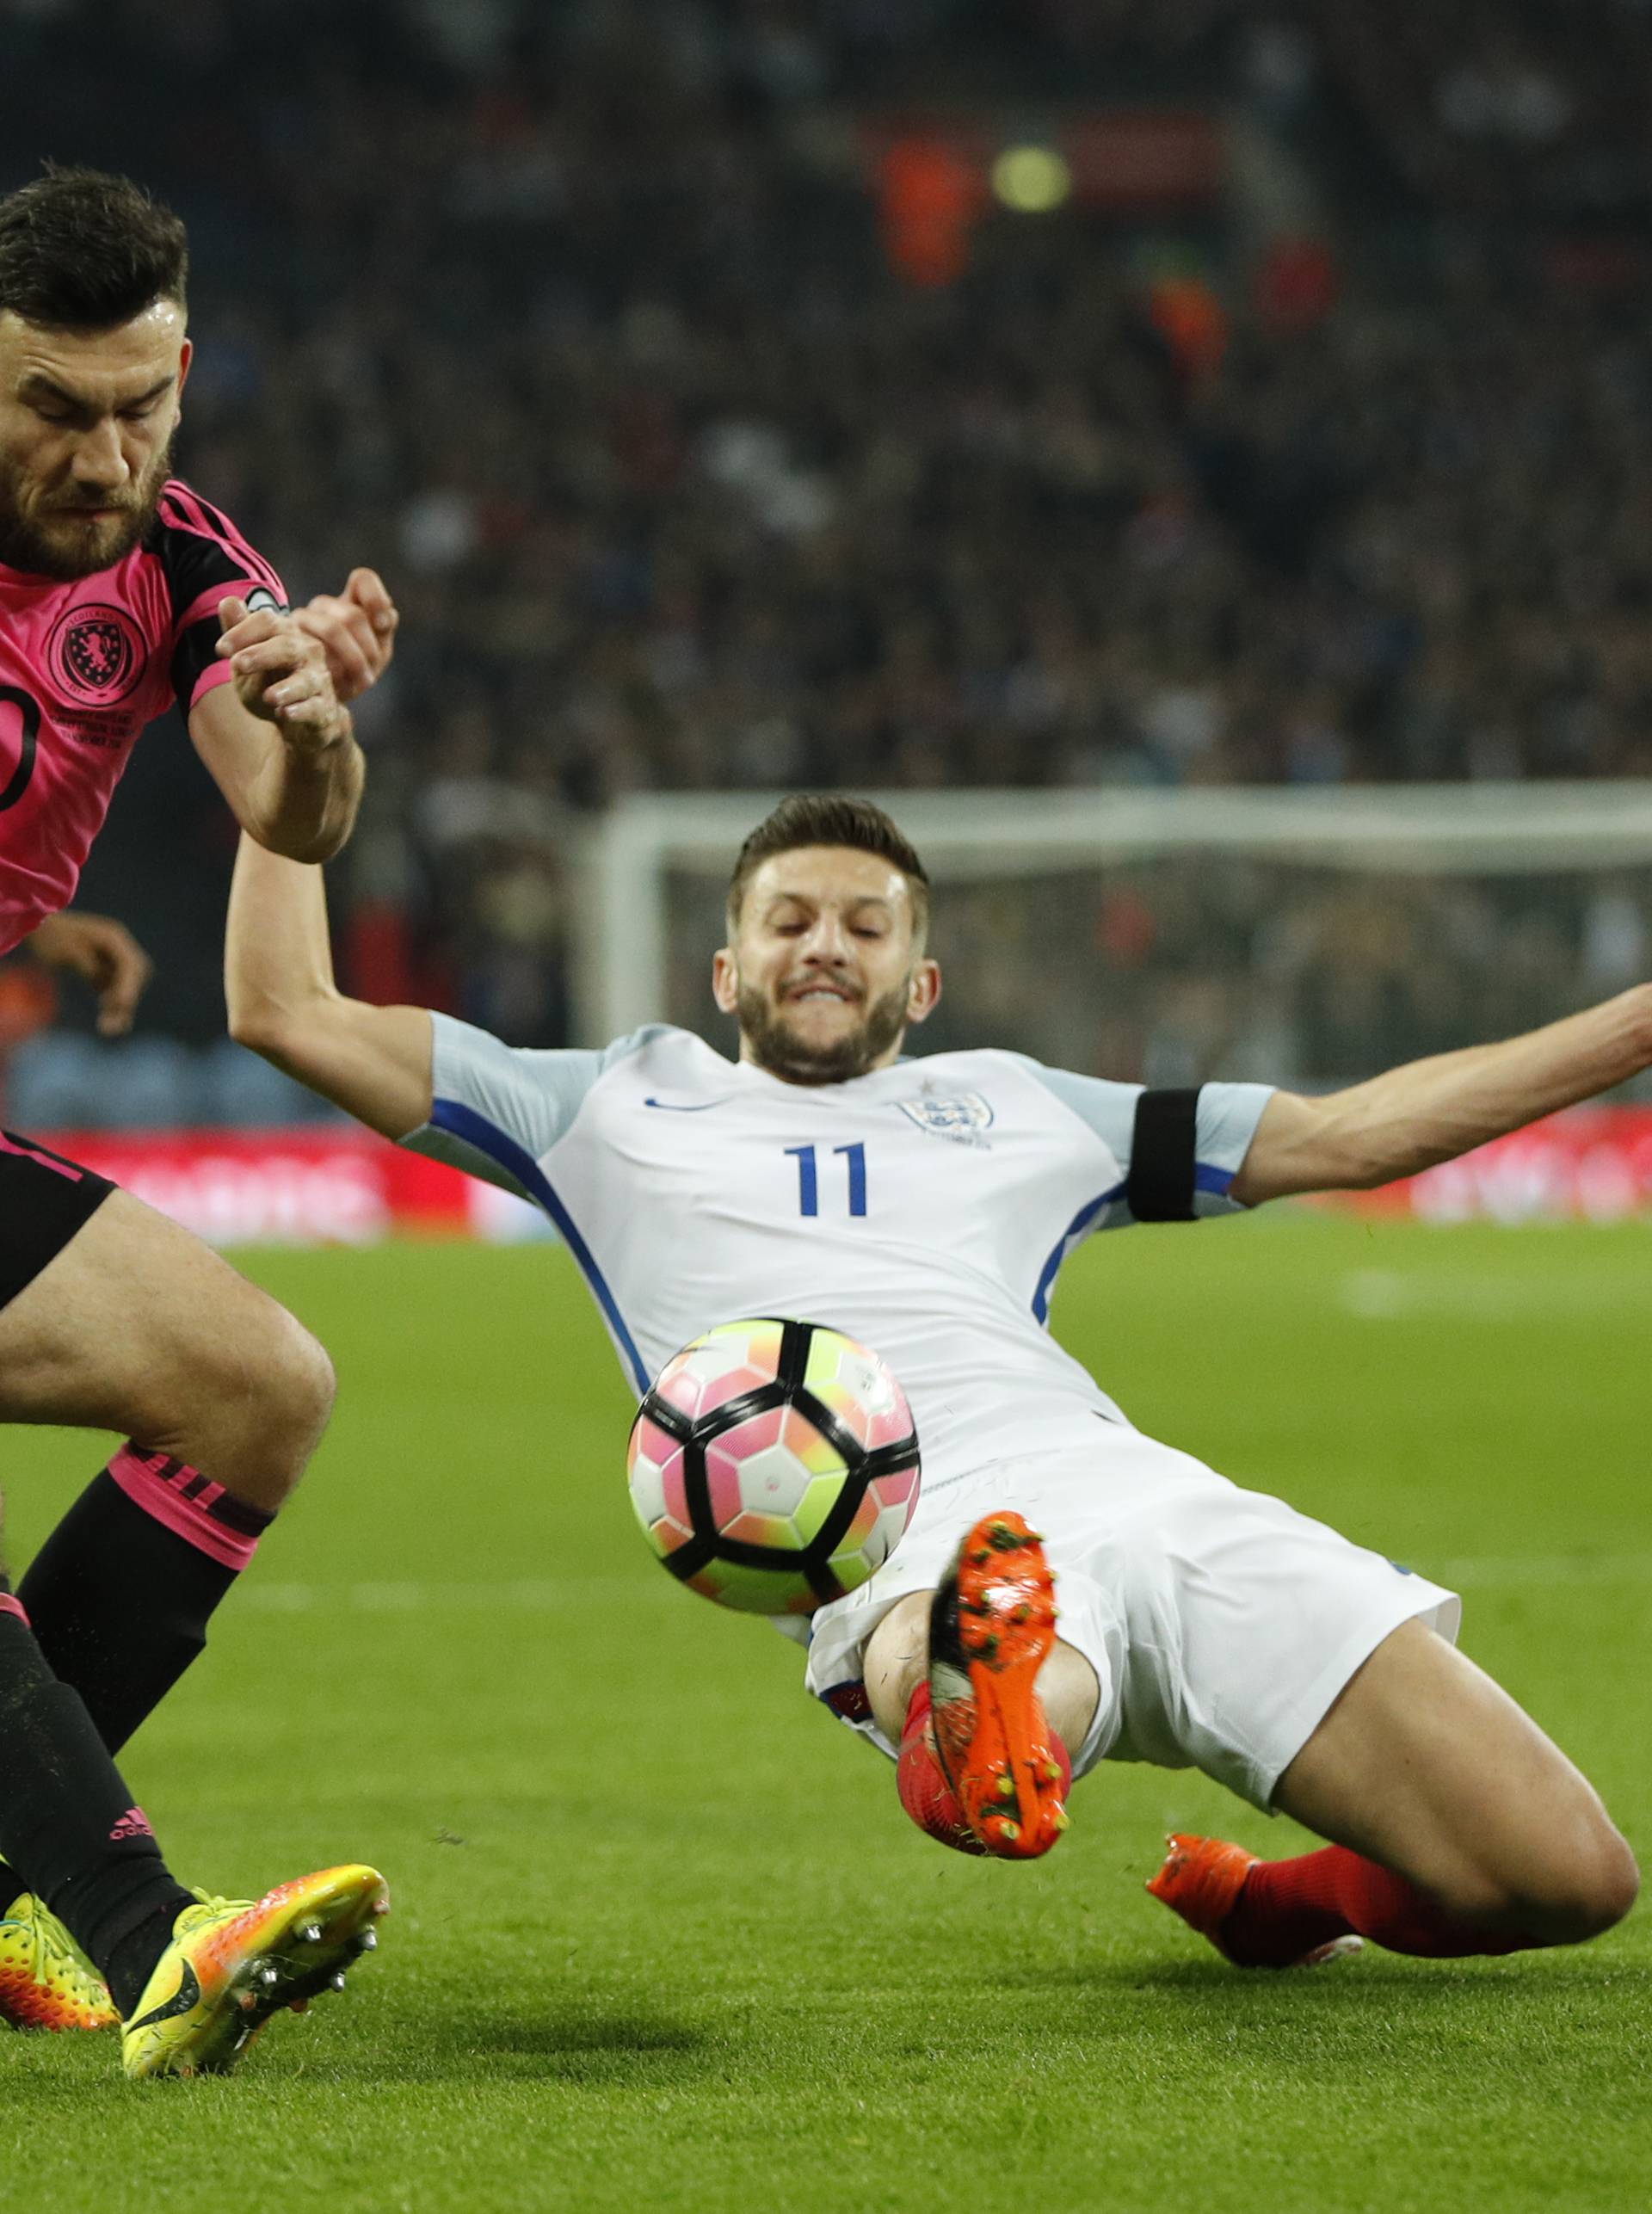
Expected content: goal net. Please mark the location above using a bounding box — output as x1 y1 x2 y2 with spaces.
576 784 1652 1095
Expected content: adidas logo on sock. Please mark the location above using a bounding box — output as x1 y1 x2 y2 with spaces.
108 1807 154 1843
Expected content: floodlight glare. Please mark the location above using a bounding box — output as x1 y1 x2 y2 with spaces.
990 146 1072 214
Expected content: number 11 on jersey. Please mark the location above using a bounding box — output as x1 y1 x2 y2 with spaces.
785 1144 868 1218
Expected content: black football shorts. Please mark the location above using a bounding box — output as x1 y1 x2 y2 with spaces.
0 1128 115 1312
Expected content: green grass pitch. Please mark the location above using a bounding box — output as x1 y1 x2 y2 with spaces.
2 1212 1649 2211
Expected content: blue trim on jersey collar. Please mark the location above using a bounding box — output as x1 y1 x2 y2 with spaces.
429 1096 651 1397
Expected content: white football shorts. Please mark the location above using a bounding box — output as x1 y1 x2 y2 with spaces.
802 1427 1461 1812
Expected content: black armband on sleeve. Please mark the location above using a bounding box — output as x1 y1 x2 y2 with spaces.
151 490 287 710
170 616 227 711
168 580 285 712
1125 1087 1201 1222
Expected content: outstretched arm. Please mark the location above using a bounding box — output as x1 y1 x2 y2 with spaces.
225 833 434 1141
1232 985 1652 1204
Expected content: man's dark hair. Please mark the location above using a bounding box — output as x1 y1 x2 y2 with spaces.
728 794 931 940
0 166 188 330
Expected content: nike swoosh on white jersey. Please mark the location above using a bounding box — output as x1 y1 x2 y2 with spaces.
642 1095 734 1112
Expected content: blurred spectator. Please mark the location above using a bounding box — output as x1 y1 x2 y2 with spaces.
3 0 1652 1088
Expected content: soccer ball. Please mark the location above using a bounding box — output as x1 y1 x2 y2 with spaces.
626 1318 922 1615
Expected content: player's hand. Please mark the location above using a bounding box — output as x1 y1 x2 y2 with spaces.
217 596 352 755
290 567 399 703
28 911 154 1037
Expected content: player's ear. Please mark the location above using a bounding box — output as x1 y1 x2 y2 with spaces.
906 959 941 1027
712 947 739 1016
175 336 193 404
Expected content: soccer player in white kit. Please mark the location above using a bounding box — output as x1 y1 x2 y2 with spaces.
224 795 1643 1970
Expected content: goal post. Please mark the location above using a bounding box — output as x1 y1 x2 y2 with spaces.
575 782 1652 1091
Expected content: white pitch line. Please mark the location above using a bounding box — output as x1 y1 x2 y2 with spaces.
1338 1267 1652 1320
240 1576 682 1613
1433 1552 1652 1588
237 1554 1652 1615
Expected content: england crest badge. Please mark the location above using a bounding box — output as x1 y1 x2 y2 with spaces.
896 1088 995 1148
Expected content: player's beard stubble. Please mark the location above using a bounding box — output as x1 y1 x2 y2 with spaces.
0 430 174 580
737 977 913 1085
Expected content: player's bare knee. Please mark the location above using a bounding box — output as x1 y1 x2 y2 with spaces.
1592 1829 1640 1932
251 1311 336 1475
1447 1805 1641 1943
1523 1822 1640 1941
148 1302 335 1508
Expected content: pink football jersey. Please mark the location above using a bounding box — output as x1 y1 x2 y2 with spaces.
0 479 287 953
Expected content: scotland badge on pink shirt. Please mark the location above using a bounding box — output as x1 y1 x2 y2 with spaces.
0 478 286 953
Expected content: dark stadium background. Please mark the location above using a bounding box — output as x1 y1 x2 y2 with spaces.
3 0 1650 1119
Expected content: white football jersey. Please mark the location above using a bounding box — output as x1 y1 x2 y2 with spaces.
404 1021 1273 1493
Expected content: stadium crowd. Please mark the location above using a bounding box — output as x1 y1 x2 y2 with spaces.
3 0 1651 1090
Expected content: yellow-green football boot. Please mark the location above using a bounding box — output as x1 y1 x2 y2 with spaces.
121 1864 388 2081
0 1892 120 2032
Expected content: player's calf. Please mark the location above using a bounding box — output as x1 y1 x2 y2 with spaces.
1150 1828 1637 1967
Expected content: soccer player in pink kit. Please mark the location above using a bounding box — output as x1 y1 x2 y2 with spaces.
0 168 393 2078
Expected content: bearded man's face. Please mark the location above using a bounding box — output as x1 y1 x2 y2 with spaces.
712 846 940 1086
0 299 187 578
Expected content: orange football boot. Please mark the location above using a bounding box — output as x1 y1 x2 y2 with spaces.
1148 1834 1362 1968
928 1512 1069 1859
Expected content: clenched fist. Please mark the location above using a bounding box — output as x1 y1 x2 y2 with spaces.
292 567 399 704
217 596 351 755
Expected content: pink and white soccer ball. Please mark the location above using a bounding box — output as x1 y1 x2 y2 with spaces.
626 1318 922 1615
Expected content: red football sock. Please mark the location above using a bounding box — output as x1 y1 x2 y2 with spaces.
896 1683 1072 1859
898 1683 988 1856
1223 1846 1529 1964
